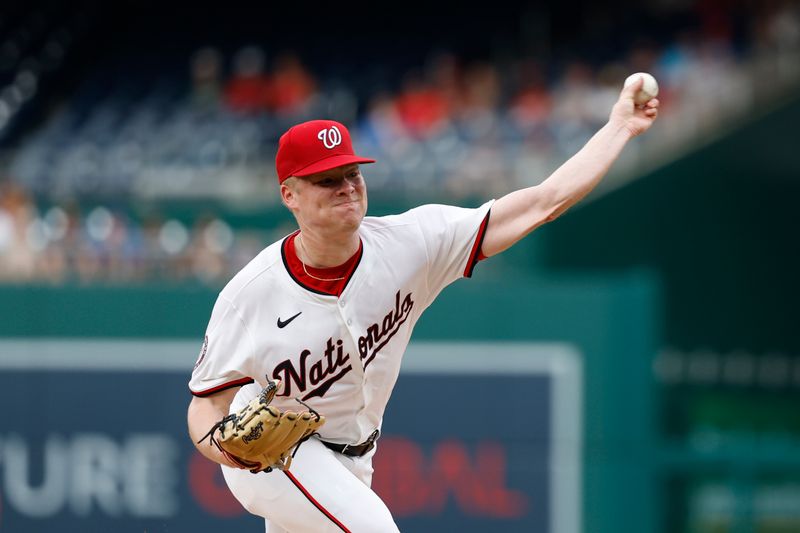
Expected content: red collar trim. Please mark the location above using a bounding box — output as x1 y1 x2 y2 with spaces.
281 231 363 297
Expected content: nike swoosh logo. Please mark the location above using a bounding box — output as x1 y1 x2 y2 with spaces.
277 311 302 329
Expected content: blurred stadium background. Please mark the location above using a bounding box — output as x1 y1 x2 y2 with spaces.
0 0 798 531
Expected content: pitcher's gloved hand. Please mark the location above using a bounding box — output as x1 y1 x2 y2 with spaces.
198 378 325 473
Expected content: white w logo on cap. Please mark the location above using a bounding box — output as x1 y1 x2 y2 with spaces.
317 126 342 149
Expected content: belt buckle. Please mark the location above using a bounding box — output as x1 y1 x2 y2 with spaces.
341 443 350 455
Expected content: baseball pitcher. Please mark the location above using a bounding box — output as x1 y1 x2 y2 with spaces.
187 77 659 532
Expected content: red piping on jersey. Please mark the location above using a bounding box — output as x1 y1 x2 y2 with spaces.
464 209 491 278
283 470 352 532
189 377 254 397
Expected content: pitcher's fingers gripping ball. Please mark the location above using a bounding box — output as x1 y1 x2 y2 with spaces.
623 72 659 106
198 378 325 473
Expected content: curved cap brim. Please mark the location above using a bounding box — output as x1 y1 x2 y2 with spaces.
292 155 376 178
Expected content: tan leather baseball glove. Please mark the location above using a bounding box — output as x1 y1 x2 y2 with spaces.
198 378 325 473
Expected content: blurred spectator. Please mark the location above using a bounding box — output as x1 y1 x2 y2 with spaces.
394 70 451 138
360 92 406 150
0 183 37 281
224 46 272 115
551 60 595 126
426 52 465 115
3 0 800 288
751 1 800 81
37 206 69 284
189 46 223 114
655 30 697 109
0 186 273 286
187 214 234 284
271 52 317 115
457 62 503 140
769 2 800 61
509 58 553 132
590 62 627 125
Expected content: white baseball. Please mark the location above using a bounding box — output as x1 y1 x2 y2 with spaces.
624 72 659 105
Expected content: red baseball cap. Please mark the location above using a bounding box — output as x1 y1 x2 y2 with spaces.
275 120 375 184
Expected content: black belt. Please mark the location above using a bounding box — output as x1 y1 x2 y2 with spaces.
320 429 380 457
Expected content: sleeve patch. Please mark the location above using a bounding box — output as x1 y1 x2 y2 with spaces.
193 335 209 370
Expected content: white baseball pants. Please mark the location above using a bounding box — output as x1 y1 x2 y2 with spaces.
222 437 399 532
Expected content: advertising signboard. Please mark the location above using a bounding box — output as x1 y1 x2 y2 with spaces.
0 340 581 532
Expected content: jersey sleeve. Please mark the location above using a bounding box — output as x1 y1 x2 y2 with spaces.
188 294 256 396
411 199 494 295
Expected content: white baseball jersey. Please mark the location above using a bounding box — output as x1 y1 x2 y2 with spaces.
189 199 493 446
